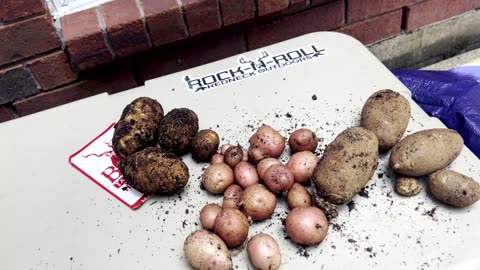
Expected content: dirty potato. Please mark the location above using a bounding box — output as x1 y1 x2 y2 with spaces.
395 177 422 196
184 230 233 270
191 129 220 162
361 90 410 150
118 147 189 194
112 97 164 159
158 108 199 156
389 129 463 177
429 169 480 208
312 127 379 204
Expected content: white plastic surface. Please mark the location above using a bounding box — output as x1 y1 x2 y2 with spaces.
1 32 479 270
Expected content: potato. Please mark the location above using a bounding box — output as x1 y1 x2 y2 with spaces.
200 204 222 230
288 128 318 153
215 208 249 248
256 158 282 181
224 145 244 168
429 169 480 208
223 184 243 209
264 164 295 193
234 161 259 188
158 108 199 156
389 129 463 177
313 127 379 204
286 151 319 185
241 184 277 221
361 90 410 150
285 207 328 246
112 97 164 158
202 163 234 194
395 177 422 196
247 234 281 270
210 154 224 164
191 129 220 162
184 230 232 270
287 183 312 209
248 125 285 163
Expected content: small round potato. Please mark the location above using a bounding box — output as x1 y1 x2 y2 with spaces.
429 169 480 208
389 129 463 177
184 230 232 270
158 108 199 156
247 234 281 270
118 147 189 194
313 127 379 204
396 177 422 197
202 163 234 194
288 128 318 153
287 183 312 209
286 207 329 246
191 129 220 162
361 90 410 150
215 208 249 248
112 97 164 158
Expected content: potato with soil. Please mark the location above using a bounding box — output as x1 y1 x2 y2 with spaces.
286 151 319 185
396 177 422 197
215 208 249 248
224 145 244 168
256 158 282 181
112 97 164 158
429 169 480 208
158 108 199 156
389 129 463 177
248 125 285 163
200 204 222 230
313 127 379 204
118 147 189 194
264 164 295 193
202 163 234 194
361 89 410 150
288 128 318 153
287 183 312 209
286 207 329 246
247 234 281 270
191 129 219 162
184 230 232 270
241 184 277 221
223 184 243 209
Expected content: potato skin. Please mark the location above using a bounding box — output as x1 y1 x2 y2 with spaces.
361 90 410 150
429 169 480 208
112 97 164 159
184 230 233 270
191 129 220 162
396 177 422 197
313 127 379 204
158 108 199 156
389 129 463 177
118 147 189 194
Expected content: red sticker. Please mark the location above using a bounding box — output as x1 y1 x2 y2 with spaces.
69 123 150 209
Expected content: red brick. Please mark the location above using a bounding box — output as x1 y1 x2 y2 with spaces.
246 0 344 49
339 9 402 45
347 0 419 23
0 0 45 22
61 8 113 70
27 51 77 90
312 0 336 4
13 68 137 116
0 15 60 66
257 0 289 16
141 0 188 46
183 0 222 36
290 0 307 9
0 65 39 104
220 0 255 26
101 0 151 57
136 32 246 82
0 106 14 123
405 0 480 31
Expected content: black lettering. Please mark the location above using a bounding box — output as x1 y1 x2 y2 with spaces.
311 45 326 55
216 71 230 81
273 54 289 64
185 77 202 90
230 67 245 77
300 48 315 57
287 50 302 60
202 75 217 85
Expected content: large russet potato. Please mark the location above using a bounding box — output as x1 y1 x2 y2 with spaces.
361 89 410 150
313 127 379 204
429 169 480 208
112 97 164 158
389 129 463 177
158 108 199 156
118 147 189 194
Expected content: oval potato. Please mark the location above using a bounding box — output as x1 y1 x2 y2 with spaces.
313 127 379 204
389 129 463 177
361 89 410 150
429 169 480 208
184 230 233 270
158 108 199 156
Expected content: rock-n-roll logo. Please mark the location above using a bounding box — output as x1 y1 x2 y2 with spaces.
183 44 327 92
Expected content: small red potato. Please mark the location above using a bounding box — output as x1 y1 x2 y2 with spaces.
248 125 285 163
256 158 282 181
287 183 312 209
286 151 319 185
234 161 259 188
215 208 249 248
223 184 243 209
247 233 281 270
286 207 329 246
221 144 233 155
264 164 295 193
202 163 234 194
288 128 318 153
224 145 244 168
210 154 224 164
199 204 222 230
184 230 232 270
241 184 277 221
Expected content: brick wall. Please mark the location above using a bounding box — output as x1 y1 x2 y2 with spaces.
1 0 479 123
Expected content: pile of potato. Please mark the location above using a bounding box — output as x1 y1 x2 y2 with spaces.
112 89 480 270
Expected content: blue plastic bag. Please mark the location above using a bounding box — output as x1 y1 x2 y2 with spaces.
392 67 480 158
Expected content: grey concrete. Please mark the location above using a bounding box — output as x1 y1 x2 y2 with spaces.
369 9 480 70
422 47 480 70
